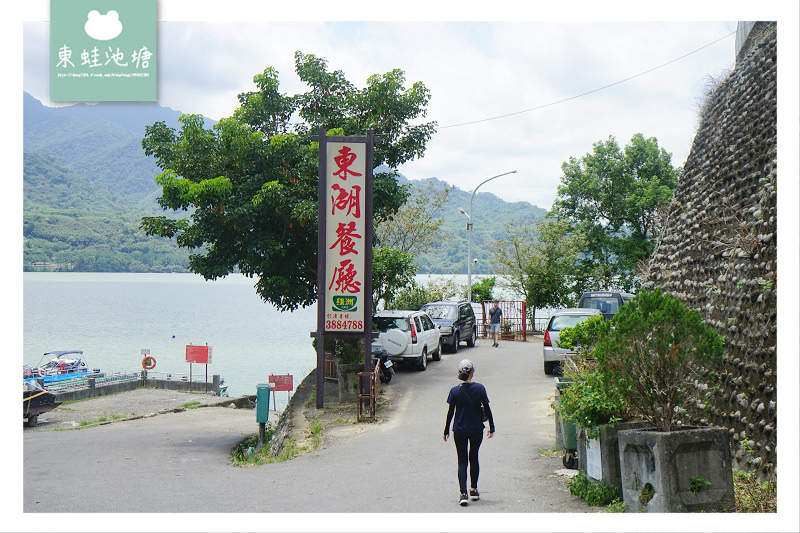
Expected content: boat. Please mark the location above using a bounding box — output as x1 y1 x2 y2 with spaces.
23 350 103 386
23 379 61 427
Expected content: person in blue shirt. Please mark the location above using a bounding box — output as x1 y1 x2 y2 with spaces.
443 359 495 506
488 300 503 347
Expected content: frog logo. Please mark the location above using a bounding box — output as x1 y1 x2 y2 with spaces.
84 9 123 41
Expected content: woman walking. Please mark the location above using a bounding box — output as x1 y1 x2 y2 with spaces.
443 359 495 506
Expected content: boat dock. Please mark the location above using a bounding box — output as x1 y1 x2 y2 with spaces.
31 370 227 403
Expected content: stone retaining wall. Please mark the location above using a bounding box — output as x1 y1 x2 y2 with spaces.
642 22 777 479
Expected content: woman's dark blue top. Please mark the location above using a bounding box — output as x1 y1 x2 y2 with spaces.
445 381 494 435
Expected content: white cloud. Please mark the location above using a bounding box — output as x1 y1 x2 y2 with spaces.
16 9 782 212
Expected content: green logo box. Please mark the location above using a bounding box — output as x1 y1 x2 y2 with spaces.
50 0 156 102
332 296 358 312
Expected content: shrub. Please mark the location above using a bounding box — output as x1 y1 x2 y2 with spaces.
556 358 628 439
568 471 619 506
594 289 725 432
556 315 628 438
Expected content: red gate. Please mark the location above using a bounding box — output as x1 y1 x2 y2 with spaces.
479 300 527 341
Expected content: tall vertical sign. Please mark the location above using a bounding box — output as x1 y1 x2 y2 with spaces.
315 129 375 408
324 141 367 332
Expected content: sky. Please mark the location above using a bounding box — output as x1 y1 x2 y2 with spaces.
16 1 797 211
7 2 800 532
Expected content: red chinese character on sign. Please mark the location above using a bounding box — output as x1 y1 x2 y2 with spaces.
331 183 362 218
333 146 363 181
330 221 361 256
328 259 361 294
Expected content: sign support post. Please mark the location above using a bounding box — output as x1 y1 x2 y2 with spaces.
313 128 375 409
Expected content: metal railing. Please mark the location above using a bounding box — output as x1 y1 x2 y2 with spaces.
143 371 211 383
44 372 141 393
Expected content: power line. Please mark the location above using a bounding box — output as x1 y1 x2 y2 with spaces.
438 30 736 130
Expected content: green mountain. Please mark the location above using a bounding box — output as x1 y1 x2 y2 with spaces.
402 176 546 274
22 92 548 274
23 93 195 272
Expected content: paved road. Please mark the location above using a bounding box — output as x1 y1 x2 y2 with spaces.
23 335 601 524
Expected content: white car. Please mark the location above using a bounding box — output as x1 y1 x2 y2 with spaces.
542 308 603 375
372 310 441 371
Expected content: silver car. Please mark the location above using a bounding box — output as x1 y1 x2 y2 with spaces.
542 308 603 375
372 310 441 371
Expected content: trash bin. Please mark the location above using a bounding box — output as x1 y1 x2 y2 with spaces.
256 383 270 423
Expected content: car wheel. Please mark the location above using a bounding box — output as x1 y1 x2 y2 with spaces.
432 340 441 361
451 332 459 353
417 349 427 371
466 327 476 347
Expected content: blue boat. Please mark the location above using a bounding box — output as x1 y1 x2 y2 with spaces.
23 350 103 386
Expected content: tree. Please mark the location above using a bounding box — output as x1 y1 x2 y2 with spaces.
492 216 584 323
387 275 461 311
372 247 417 312
374 179 452 256
469 276 496 303
141 52 436 311
552 134 678 294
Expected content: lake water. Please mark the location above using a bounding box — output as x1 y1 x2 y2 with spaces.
23 272 318 411
22 272 533 411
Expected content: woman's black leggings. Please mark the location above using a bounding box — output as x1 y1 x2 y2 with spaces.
453 431 484 493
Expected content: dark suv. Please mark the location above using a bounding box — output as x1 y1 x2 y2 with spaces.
577 291 634 320
420 301 477 353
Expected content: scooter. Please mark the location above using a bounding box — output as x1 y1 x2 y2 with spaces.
371 346 394 384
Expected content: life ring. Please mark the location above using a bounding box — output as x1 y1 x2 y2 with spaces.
142 356 156 370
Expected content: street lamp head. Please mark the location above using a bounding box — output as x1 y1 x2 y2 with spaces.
457 207 468 217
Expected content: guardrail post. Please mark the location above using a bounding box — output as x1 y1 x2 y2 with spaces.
88 377 95 392
212 374 220 395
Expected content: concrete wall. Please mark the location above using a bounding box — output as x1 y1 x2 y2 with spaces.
642 22 777 479
54 374 223 402
54 377 143 403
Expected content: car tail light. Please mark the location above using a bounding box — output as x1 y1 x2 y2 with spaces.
543 330 552 347
410 322 418 344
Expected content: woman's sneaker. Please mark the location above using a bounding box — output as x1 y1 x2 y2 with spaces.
459 493 469 506
470 489 480 501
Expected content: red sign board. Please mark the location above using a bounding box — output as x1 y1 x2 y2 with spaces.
269 374 293 392
186 345 211 364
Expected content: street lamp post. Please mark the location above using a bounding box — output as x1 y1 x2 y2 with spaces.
458 170 517 304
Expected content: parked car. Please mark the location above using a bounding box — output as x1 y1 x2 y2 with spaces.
542 308 603 375
372 310 441 371
577 291 634 320
420 300 477 353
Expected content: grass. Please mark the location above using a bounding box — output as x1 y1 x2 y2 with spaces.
77 413 129 426
537 446 561 459
230 417 326 466
734 470 777 513
181 401 201 409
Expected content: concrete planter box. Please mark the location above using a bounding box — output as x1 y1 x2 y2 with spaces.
552 378 573 451
618 426 735 512
577 421 651 497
